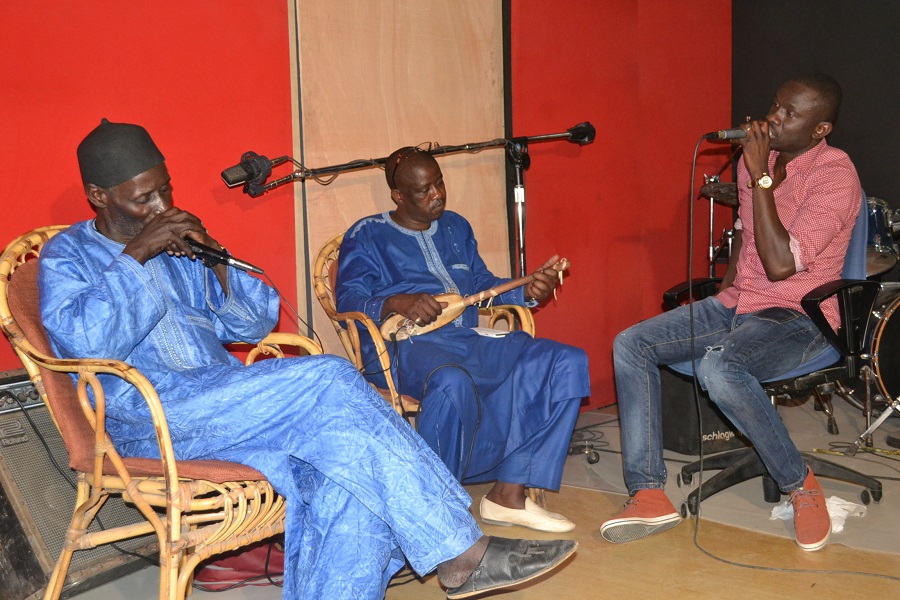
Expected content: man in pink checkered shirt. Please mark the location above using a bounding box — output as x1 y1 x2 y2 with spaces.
603 74 860 552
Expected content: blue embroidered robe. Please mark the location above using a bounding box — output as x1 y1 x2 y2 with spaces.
38 221 481 599
336 211 590 488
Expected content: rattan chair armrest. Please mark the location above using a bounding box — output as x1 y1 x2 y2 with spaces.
232 332 323 363
330 309 385 337
22 351 182 489
259 331 323 353
330 309 392 362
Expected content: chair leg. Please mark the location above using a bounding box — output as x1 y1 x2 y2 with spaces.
813 388 839 435
800 452 883 503
159 550 179 600
42 547 75 600
679 447 884 517
679 447 758 481
681 449 767 516
528 487 546 509
762 473 781 503
43 484 107 600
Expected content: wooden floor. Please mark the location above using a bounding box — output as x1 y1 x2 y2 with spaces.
385 483 900 599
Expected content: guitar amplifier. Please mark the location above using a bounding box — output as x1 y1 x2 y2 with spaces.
0 369 157 600
660 366 749 456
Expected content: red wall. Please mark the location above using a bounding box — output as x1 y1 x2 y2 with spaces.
2 1 733 410
510 0 734 408
0 2 296 370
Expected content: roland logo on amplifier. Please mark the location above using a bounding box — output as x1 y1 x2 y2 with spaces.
0 418 29 447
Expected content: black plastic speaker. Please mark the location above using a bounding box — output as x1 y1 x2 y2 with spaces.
660 366 749 456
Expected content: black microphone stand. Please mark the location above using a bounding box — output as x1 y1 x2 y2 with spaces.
234 121 595 277
503 122 594 275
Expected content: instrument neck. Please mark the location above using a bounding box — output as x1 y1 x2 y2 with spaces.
462 260 567 307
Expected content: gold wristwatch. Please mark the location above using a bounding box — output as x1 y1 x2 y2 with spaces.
748 171 773 189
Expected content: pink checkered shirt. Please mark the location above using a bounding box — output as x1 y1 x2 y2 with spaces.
717 140 861 330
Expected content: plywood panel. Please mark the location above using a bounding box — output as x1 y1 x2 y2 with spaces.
292 0 507 355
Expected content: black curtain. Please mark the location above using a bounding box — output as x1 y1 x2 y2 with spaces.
732 0 900 203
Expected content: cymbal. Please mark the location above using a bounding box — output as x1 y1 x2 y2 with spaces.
699 182 738 206
867 249 897 277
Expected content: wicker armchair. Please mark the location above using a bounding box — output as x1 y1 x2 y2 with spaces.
0 226 322 600
313 230 535 416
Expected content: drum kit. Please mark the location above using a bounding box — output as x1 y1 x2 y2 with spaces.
699 182 900 446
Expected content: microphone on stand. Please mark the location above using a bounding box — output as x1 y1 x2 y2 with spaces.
221 152 290 187
186 240 264 274
566 122 596 145
704 128 748 140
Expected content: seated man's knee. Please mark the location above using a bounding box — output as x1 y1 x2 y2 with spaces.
554 343 589 371
612 328 635 362
613 323 650 365
424 366 471 397
695 344 748 398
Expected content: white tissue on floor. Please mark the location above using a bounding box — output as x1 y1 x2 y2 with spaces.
769 495 867 533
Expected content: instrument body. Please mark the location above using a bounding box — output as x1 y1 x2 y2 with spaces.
380 259 569 341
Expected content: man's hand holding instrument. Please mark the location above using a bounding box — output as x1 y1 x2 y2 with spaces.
380 255 569 341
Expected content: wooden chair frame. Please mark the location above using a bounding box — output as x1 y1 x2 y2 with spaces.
0 226 322 600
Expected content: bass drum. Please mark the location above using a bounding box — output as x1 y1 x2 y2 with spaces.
869 287 900 400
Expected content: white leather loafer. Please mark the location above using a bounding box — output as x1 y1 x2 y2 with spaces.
479 496 575 533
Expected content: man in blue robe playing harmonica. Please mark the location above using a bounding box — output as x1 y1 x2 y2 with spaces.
38 121 580 600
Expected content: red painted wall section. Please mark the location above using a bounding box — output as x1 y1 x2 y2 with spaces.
510 1 734 408
0 3 296 370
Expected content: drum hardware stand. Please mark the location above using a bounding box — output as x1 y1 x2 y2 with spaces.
844 366 900 456
700 174 735 277
709 227 734 278
845 395 900 456
811 376 878 440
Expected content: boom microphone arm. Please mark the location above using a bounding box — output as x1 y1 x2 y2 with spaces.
221 121 596 198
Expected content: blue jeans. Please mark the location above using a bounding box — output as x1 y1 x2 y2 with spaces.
613 296 831 494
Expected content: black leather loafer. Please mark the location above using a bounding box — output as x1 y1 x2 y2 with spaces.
445 536 578 599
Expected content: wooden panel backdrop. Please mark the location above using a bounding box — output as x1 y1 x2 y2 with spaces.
292 0 508 356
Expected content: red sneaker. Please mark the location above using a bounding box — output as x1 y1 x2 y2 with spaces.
600 489 681 543
790 469 831 551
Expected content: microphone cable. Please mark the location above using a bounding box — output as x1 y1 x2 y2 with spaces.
686 134 709 532
418 363 482 484
260 272 326 353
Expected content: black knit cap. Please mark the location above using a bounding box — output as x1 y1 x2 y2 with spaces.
77 119 165 188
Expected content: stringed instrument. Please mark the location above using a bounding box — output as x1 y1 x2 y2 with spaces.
379 258 569 341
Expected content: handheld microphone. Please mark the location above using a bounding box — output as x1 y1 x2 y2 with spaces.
704 128 748 140
186 240 264 274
